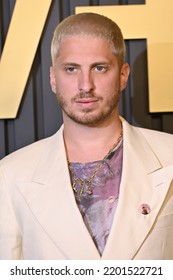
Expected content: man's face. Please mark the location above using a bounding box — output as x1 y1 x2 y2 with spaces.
50 36 129 127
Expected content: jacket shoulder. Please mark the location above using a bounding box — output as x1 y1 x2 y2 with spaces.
0 128 63 178
137 126 173 165
138 126 173 145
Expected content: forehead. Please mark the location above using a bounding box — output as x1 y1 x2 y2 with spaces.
58 35 114 59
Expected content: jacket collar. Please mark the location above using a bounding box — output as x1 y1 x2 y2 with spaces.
17 126 100 259
103 119 173 259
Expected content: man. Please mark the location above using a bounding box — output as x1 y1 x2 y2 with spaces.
0 13 173 260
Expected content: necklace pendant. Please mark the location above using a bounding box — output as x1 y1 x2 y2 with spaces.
79 184 85 196
86 189 93 195
72 182 77 193
86 183 93 195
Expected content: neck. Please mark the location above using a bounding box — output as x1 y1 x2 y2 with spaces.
63 115 122 163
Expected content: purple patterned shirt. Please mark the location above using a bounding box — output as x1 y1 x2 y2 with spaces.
69 141 123 255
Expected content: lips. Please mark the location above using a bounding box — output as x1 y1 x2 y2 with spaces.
75 98 99 104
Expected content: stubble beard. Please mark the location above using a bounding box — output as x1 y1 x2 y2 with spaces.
56 89 121 127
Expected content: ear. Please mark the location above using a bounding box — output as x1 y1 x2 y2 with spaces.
120 63 130 91
50 66 57 94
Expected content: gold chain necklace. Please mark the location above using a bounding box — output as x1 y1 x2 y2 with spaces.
68 129 123 197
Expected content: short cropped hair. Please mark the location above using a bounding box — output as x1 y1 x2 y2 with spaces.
51 12 126 67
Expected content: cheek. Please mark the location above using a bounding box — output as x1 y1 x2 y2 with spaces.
99 77 120 95
56 76 78 95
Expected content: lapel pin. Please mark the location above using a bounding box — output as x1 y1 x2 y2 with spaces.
139 203 151 215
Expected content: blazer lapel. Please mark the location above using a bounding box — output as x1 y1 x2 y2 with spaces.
102 120 173 259
17 126 100 259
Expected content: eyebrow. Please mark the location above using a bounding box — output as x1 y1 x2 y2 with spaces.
61 61 110 67
61 62 80 67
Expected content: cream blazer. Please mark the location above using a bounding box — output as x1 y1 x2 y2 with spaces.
0 118 173 260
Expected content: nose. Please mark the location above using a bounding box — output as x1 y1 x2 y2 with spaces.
78 70 94 92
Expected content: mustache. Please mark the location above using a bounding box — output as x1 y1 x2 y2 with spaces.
72 91 103 101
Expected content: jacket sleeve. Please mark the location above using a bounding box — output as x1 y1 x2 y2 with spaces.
0 163 22 259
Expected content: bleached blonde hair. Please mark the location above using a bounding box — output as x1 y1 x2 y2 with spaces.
51 12 126 67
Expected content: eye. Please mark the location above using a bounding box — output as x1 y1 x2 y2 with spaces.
94 65 107 72
66 66 77 73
